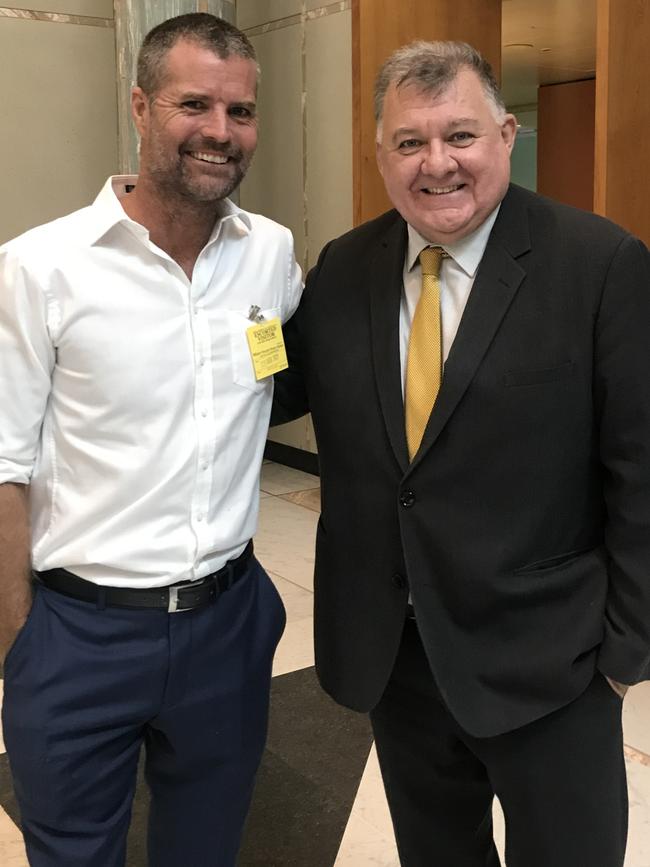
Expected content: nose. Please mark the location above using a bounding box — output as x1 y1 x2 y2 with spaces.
420 141 457 177
200 106 231 144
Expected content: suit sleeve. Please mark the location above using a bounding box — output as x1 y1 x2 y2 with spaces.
595 234 650 684
271 241 332 427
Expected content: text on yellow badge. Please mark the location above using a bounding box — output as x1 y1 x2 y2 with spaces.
246 317 288 380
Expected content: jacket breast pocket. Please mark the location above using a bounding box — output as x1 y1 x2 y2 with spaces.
229 307 281 393
503 360 575 388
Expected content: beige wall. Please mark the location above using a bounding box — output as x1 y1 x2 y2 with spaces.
0 5 118 244
238 1 353 454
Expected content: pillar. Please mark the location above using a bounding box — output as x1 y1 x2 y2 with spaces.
114 0 236 174
594 0 650 243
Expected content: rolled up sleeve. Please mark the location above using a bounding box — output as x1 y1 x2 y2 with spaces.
0 246 55 484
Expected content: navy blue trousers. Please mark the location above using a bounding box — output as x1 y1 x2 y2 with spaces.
2 558 285 867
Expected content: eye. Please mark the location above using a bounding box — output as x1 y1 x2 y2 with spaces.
396 138 422 153
449 131 475 146
182 100 206 112
229 105 256 120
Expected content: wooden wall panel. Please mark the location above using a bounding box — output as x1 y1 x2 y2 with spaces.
352 0 502 225
595 0 650 243
537 79 595 212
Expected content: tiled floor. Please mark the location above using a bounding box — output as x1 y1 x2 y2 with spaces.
1 460 650 864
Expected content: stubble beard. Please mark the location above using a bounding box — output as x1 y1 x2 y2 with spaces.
176 150 252 202
148 144 253 206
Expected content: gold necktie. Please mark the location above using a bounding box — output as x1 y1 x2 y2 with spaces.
405 246 444 460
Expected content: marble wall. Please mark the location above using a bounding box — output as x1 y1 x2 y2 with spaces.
114 0 236 174
238 1 354 454
0 3 118 243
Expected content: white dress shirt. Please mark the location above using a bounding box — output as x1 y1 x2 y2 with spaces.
399 207 500 389
0 176 302 587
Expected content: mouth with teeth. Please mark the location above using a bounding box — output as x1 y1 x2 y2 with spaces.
421 184 464 195
187 150 233 165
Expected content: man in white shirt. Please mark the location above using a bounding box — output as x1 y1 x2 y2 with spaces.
273 40 650 866
0 13 301 867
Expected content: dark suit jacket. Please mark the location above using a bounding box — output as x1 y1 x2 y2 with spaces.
273 184 650 737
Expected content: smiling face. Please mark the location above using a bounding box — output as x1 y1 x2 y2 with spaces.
376 68 516 244
131 38 258 204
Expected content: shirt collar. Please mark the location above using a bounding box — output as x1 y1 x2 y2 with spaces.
87 175 253 246
406 204 501 278
205 194 252 244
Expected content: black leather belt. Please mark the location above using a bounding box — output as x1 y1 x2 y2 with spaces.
35 541 254 613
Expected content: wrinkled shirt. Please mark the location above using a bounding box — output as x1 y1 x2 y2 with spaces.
0 176 302 586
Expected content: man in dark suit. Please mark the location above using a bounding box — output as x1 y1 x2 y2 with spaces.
273 40 650 866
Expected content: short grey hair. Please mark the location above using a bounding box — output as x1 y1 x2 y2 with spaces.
137 12 259 97
375 40 505 129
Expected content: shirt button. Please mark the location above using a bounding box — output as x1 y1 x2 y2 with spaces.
197 513 203 522
392 573 406 589
202 463 208 471
201 409 208 418
399 490 416 508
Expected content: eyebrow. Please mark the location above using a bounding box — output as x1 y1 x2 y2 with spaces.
391 127 421 140
171 92 210 105
447 117 481 128
391 116 481 138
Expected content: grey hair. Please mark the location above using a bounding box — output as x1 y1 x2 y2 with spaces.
137 12 259 97
374 40 505 132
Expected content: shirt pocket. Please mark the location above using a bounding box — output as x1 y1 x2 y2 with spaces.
228 306 281 393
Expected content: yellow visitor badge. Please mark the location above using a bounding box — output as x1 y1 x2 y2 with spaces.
245 306 288 380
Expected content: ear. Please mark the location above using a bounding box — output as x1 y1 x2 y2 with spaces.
375 139 385 178
131 86 150 137
501 113 517 153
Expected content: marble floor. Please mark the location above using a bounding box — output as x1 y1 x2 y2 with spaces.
1 460 650 865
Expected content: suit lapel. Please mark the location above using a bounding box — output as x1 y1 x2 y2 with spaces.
407 187 531 473
368 216 410 472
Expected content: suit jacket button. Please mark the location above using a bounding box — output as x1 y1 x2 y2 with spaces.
392 573 406 589
400 490 416 508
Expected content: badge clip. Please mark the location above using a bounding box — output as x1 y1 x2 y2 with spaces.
248 305 265 323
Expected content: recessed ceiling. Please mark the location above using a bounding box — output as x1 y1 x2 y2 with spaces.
502 0 596 108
